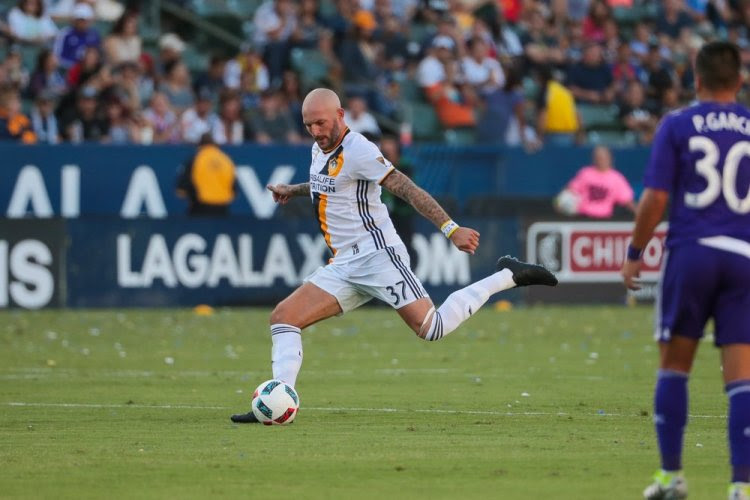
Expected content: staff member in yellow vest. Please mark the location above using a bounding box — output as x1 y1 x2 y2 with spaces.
534 65 581 147
176 132 236 216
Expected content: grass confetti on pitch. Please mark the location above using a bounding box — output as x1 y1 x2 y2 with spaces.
0 306 728 499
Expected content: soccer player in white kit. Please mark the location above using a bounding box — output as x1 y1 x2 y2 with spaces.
231 89 557 423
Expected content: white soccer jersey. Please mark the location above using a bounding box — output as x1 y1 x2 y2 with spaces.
309 129 403 264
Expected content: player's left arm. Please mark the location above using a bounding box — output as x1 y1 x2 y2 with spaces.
381 169 479 255
621 188 669 290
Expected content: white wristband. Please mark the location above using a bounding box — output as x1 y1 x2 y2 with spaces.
440 220 459 239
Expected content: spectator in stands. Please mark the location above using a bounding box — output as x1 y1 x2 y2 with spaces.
66 45 101 88
212 89 244 145
462 36 505 92
535 66 580 146
582 0 612 43
640 43 675 104
253 0 297 83
568 43 615 104
344 95 381 136
339 10 381 87
53 3 101 69
477 65 537 149
223 44 270 93
618 80 657 144
564 145 635 218
143 91 178 144
521 7 567 70
30 90 59 144
102 98 134 144
60 85 107 142
629 21 652 64
562 19 585 64
157 33 186 75
247 89 302 144
103 10 141 66
159 60 194 114
2 46 29 90
377 14 410 67
28 49 67 101
180 87 218 144
8 0 58 45
0 87 36 143
417 35 453 89
48 0 123 22
656 0 694 39
314 29 343 91
110 60 141 111
279 70 304 134
291 0 323 48
425 58 477 129
176 133 236 216
194 55 227 98
612 42 637 98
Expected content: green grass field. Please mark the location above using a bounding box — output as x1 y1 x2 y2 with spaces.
0 305 728 499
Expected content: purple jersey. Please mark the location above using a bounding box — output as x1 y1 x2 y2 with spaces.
644 101 750 247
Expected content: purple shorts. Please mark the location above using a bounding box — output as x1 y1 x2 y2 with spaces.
656 240 750 346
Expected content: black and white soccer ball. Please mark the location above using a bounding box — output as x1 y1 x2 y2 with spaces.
251 379 299 425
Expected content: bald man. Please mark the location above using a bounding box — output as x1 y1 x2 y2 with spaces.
231 88 558 423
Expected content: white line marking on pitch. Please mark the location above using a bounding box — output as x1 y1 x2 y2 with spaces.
2 402 726 418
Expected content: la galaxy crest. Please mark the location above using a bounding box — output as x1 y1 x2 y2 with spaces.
327 157 339 175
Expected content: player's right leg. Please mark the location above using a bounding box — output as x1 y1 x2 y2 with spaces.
643 335 698 500
643 243 721 498
230 282 344 424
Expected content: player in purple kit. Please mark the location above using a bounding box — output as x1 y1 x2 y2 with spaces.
621 41 750 500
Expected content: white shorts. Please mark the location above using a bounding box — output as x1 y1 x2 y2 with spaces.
305 245 428 313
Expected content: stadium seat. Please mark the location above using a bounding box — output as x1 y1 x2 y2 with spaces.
408 102 442 142
399 79 423 103
587 130 638 147
290 48 330 89
444 128 475 146
577 103 620 131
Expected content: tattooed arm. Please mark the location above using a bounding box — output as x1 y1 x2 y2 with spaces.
267 183 310 204
381 170 480 254
381 170 449 227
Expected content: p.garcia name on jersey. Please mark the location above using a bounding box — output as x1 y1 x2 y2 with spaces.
692 111 750 136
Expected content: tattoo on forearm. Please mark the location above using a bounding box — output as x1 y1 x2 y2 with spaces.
289 183 310 197
382 171 450 228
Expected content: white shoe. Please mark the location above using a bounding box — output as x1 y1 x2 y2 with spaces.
643 470 688 499
729 482 750 500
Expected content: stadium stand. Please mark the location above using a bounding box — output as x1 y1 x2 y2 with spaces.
0 0 744 147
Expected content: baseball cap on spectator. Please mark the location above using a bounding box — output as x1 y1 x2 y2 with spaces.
79 86 98 99
159 33 186 53
432 35 455 50
73 3 94 20
353 10 376 31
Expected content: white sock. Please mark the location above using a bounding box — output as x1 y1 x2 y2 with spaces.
423 268 515 341
271 324 303 387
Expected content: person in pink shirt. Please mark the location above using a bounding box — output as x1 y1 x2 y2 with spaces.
567 145 636 218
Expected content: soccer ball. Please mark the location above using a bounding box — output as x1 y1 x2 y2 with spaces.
554 188 580 215
251 379 299 425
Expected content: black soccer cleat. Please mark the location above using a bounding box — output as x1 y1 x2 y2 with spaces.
230 411 260 423
496 255 558 287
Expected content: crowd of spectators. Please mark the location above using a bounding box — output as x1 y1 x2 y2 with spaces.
0 0 749 147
